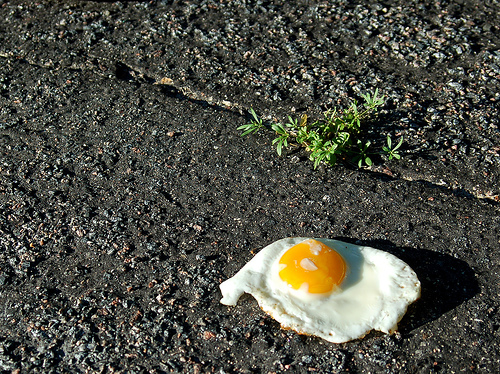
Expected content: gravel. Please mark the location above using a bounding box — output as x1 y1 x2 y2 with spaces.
0 0 499 372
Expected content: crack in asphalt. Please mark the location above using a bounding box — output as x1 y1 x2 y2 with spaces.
1 52 497 205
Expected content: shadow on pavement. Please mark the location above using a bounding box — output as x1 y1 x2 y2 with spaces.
366 169 499 205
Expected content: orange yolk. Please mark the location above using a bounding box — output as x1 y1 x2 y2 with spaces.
278 239 346 294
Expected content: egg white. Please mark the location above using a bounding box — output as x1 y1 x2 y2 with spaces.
220 237 421 343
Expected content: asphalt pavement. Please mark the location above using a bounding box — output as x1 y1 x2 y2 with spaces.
0 1 499 373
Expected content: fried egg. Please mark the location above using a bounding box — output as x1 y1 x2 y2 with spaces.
220 238 420 343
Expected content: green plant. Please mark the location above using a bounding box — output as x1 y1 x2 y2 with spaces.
382 135 403 160
271 122 290 156
240 89 403 168
237 107 264 136
352 140 373 168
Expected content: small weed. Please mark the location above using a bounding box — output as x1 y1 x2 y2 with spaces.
237 107 264 136
352 140 373 168
240 89 403 169
382 134 403 160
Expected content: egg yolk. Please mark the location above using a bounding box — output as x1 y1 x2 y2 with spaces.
278 239 346 294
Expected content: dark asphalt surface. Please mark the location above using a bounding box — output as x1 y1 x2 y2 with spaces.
0 0 499 373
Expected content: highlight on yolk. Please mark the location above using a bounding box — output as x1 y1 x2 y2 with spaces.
278 239 346 294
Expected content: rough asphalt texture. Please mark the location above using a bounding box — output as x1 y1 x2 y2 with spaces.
0 0 499 372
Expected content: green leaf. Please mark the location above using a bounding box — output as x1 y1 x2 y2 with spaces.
393 136 404 151
271 123 286 135
361 92 370 103
351 101 358 114
286 116 298 128
273 134 288 156
240 128 254 136
238 123 259 136
276 141 283 156
249 107 259 122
